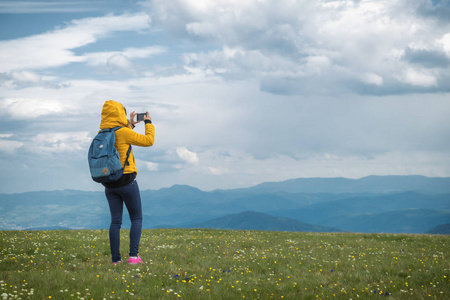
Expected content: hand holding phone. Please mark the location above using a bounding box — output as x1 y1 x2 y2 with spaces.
137 113 146 121
137 112 151 122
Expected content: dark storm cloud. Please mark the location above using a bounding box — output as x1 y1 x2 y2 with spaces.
402 47 450 68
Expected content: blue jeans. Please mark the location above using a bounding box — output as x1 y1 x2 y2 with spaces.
105 180 142 262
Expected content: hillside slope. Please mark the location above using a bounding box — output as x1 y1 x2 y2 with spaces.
427 223 450 235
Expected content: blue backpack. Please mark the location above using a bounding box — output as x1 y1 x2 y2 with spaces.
88 126 131 183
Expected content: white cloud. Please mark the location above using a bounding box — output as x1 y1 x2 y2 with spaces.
0 134 23 154
0 13 151 72
176 147 199 164
438 33 450 54
0 70 63 89
183 46 296 78
107 54 134 72
147 0 450 95
360 73 384 86
136 159 159 171
10 70 42 84
302 56 333 76
0 140 23 154
206 166 227 175
84 46 166 67
0 98 74 119
397 68 438 87
31 132 91 153
83 46 166 74
122 46 166 58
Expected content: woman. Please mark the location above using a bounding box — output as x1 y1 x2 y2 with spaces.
99 100 155 265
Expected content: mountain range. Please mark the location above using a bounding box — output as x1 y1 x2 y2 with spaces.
1 175 449 234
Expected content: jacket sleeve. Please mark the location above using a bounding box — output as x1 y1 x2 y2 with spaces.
122 123 155 147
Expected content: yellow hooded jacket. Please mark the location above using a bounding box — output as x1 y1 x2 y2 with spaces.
100 100 155 175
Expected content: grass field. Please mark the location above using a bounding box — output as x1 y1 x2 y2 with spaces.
1 229 449 299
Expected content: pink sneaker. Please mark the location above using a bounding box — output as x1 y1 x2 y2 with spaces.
112 259 122 265
128 256 145 264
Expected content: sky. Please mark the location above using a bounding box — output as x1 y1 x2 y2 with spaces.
0 0 449 193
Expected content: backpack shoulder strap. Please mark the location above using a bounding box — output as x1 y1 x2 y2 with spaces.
124 145 132 166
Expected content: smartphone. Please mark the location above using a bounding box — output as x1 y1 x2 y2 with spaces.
137 113 146 121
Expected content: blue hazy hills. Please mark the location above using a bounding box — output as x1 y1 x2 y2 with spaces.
1 175 449 234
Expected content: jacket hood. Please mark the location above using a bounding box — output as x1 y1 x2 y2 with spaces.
100 100 128 129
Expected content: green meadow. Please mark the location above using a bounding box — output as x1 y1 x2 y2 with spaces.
1 229 449 299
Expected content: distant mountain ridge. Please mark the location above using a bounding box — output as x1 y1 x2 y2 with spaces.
1 175 449 233
248 175 450 194
187 211 342 232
